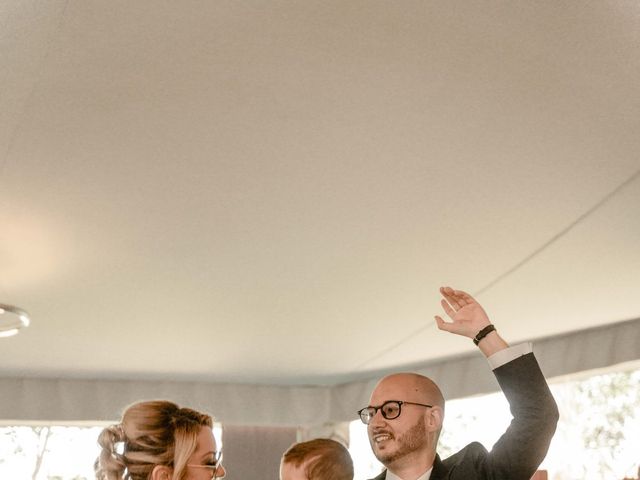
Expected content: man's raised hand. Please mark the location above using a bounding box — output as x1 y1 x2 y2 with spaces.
434 286 491 339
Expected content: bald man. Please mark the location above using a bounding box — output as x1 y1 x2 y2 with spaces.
358 286 559 480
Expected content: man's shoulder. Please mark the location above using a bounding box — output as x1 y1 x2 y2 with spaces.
441 441 489 467
429 444 491 479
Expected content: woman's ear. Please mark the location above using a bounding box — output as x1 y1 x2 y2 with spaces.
150 465 172 480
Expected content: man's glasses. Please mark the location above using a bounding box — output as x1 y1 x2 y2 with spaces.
357 400 433 425
187 451 224 479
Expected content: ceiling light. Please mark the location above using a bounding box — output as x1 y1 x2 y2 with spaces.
0 304 31 337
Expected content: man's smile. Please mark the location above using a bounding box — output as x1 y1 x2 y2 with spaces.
371 430 394 445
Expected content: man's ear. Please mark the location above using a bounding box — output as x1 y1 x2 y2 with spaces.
150 465 172 480
426 405 444 432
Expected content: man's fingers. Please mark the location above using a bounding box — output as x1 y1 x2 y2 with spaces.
455 290 476 305
440 286 463 310
435 316 453 332
441 299 456 319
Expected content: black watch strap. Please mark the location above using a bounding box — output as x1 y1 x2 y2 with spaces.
473 324 496 346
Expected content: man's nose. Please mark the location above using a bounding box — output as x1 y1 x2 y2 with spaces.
369 408 387 427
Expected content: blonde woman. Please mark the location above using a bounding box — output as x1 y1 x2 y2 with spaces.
95 400 225 480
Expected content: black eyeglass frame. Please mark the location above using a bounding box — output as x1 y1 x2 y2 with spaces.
357 400 433 425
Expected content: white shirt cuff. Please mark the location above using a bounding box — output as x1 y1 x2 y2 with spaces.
487 342 532 370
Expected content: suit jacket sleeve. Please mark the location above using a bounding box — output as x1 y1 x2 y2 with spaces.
481 352 559 479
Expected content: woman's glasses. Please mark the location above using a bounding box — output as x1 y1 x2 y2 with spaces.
187 451 224 479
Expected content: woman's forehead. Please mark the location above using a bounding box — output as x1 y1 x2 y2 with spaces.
194 426 217 453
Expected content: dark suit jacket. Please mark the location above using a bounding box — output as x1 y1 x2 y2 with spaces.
369 352 559 480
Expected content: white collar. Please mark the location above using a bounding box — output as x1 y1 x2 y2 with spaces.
384 466 432 480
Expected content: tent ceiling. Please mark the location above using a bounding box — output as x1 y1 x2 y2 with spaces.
1 1 639 386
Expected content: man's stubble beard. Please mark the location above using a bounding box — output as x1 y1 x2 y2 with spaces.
374 418 427 465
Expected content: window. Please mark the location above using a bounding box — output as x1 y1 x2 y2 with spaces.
0 424 105 479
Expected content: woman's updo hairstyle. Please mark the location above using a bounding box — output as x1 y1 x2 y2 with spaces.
95 400 213 480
